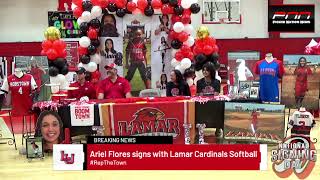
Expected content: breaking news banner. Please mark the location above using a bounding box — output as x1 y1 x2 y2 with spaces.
53 142 268 171
87 136 173 144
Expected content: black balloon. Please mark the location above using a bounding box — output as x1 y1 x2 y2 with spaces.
49 66 59 77
80 55 91 64
174 5 184 15
90 19 100 29
195 54 208 71
161 0 169 4
53 58 66 70
82 0 93 11
91 39 101 48
144 6 154 16
108 3 117 12
80 22 89 33
171 40 182 49
87 45 97 55
79 30 87 37
60 65 69 75
184 66 195 78
190 3 201 14
116 8 126 17
169 0 178 6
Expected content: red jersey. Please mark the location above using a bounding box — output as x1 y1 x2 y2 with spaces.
98 76 131 99
68 81 96 100
126 40 146 62
294 67 312 97
1 74 37 116
30 67 44 92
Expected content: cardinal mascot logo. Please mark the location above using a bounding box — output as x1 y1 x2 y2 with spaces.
118 107 180 137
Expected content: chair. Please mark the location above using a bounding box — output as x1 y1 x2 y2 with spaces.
139 89 161 97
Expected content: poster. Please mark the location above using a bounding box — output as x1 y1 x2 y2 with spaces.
282 55 320 109
48 11 81 39
99 101 195 144
65 42 79 70
14 56 51 101
151 15 172 89
123 15 152 92
224 102 285 144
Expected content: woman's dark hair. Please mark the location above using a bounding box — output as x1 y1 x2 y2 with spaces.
160 15 169 27
101 13 118 36
298 57 307 67
160 73 167 86
172 70 184 85
34 111 64 143
202 62 216 80
105 39 117 54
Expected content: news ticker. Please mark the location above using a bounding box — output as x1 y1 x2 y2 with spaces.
53 136 268 171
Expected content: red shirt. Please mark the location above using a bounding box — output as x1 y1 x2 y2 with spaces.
126 40 146 62
98 76 131 99
30 67 44 92
68 81 96 99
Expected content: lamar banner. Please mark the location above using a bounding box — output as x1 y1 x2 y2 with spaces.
99 101 195 144
48 11 81 38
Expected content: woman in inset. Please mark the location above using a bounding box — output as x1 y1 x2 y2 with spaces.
156 74 167 97
166 70 190 97
155 15 170 35
294 57 314 107
100 38 123 79
101 13 119 37
157 37 171 72
196 62 221 96
35 111 64 152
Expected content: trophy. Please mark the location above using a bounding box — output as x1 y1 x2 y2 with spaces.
183 124 192 145
92 126 105 136
196 123 207 144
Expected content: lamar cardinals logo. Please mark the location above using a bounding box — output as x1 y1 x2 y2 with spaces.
118 107 180 137
271 136 317 179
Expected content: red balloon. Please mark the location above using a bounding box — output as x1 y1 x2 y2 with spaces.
72 0 82 7
78 46 88 56
99 0 109 8
46 49 58 60
183 9 192 16
91 0 100 6
137 0 148 10
171 15 181 25
203 45 214 55
40 50 47 56
168 30 179 40
53 40 67 52
151 0 162 9
213 45 219 53
161 4 172 15
181 45 191 54
87 28 98 39
195 39 204 47
178 32 189 42
115 0 127 9
127 2 137 12
58 49 67 58
181 14 191 24
42 40 53 51
193 45 203 55
187 52 194 60
73 6 83 18
175 51 184 61
207 37 216 46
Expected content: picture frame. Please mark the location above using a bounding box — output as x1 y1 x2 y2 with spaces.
202 0 241 24
26 137 44 159
238 80 251 96
249 86 259 99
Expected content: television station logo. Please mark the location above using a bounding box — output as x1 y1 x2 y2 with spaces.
271 136 317 179
268 5 314 32
53 144 85 171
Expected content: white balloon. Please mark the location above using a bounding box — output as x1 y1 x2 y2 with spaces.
181 0 192 9
87 62 98 72
190 0 199 4
184 24 194 35
78 62 84 68
82 63 89 71
171 49 178 57
171 58 180 68
91 6 102 18
90 54 102 64
175 65 185 74
183 36 195 47
71 3 77 10
81 11 92 22
180 58 192 69
57 74 66 84
77 17 84 26
79 36 91 48
173 22 185 33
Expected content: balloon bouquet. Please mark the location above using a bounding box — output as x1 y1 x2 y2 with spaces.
41 27 69 96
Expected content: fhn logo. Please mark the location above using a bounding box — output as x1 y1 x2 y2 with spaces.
53 144 85 171
271 136 317 179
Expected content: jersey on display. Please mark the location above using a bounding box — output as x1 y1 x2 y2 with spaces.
288 110 315 137
1 74 37 116
254 59 284 102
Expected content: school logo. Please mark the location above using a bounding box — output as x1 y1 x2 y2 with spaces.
271 136 317 179
118 107 180 137
53 144 85 171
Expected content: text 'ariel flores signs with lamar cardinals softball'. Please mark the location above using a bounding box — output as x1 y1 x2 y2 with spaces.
89 150 258 159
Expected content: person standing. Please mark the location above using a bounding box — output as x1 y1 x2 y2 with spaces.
98 63 132 99
125 29 150 89
166 70 190 97
30 60 46 102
